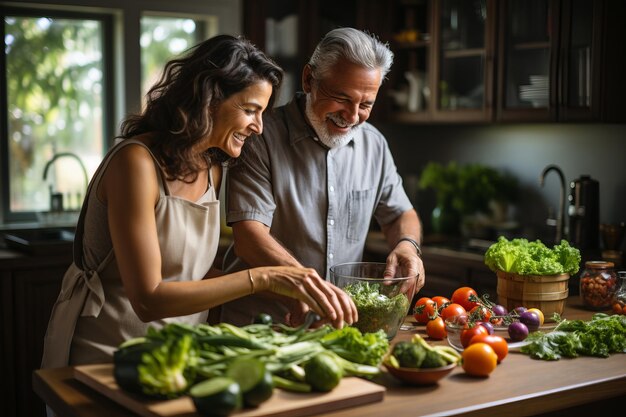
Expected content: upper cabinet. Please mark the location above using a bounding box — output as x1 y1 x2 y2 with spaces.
384 0 626 123
496 0 557 121
242 0 382 107
245 0 626 123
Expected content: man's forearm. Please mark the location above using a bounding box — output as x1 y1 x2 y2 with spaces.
380 209 422 249
232 220 303 268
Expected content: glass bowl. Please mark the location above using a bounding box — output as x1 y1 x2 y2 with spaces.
444 315 469 351
329 262 417 340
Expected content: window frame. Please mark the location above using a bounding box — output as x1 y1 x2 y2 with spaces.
0 0 241 225
1 7 115 223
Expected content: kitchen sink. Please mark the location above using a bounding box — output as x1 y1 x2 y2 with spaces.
3 227 75 255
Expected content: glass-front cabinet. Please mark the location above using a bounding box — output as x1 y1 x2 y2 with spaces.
248 0 626 124
497 0 557 121
497 0 608 122
385 0 497 123
433 0 495 122
385 0 432 122
558 0 602 121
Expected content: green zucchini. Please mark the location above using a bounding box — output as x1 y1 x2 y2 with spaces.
226 358 274 407
189 377 242 417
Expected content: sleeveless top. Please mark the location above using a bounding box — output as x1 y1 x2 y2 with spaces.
41 139 220 367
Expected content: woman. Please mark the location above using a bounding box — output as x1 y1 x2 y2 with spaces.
41 34 357 368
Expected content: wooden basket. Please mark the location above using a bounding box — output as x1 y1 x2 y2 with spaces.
496 270 570 318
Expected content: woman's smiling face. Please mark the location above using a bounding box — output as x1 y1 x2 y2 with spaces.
208 80 273 158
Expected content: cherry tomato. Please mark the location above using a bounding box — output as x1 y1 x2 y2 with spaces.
426 316 447 340
469 334 508 363
462 342 498 377
489 316 504 326
440 303 467 322
469 305 492 322
431 296 450 309
527 308 545 326
413 297 436 324
451 287 479 311
460 324 489 348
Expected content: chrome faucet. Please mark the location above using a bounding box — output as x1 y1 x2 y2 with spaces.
539 164 567 244
42 152 89 211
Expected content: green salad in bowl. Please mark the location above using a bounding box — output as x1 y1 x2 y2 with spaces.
330 262 417 340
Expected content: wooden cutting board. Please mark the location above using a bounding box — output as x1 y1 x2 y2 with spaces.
74 364 385 417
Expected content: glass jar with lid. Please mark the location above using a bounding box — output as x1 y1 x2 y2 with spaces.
579 261 618 310
613 271 626 315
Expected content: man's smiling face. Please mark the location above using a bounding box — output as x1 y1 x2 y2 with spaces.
303 58 382 148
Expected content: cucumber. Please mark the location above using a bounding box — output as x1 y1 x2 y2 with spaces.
226 358 274 407
304 352 343 392
189 377 242 417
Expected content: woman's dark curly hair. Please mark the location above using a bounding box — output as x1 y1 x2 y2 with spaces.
118 34 283 181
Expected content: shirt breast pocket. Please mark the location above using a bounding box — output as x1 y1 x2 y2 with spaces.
347 188 375 242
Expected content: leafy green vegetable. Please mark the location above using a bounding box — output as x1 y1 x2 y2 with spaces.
137 333 198 398
520 313 626 360
343 281 410 337
114 320 385 399
320 326 389 366
484 236 581 275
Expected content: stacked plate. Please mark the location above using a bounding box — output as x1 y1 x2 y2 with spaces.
519 75 549 107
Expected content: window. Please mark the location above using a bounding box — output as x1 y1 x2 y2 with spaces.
1 9 112 222
1 2 232 225
140 15 218 103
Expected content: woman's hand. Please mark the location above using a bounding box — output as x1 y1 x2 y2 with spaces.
254 266 358 329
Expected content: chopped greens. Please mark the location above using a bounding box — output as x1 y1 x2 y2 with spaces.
520 313 626 360
343 281 410 337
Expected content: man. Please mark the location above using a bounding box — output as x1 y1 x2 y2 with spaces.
221 27 425 326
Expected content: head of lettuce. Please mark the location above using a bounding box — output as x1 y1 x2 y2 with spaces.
484 237 581 276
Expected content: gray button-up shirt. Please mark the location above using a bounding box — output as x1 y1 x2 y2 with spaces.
226 93 413 279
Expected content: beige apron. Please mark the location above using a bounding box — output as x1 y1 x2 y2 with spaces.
41 140 219 368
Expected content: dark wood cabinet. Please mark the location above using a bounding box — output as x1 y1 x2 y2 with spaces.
242 0 385 108
384 0 626 124
0 252 69 417
495 0 626 122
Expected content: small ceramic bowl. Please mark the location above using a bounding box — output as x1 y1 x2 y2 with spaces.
383 362 457 385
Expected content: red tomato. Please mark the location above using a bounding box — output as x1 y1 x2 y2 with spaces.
451 287 479 311
431 296 450 309
413 297 436 324
469 305 492 322
460 324 489 348
439 303 467 322
426 316 447 340
469 334 509 363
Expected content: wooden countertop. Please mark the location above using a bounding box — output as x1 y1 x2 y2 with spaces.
33 297 626 417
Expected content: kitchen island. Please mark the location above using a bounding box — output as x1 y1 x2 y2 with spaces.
33 297 626 417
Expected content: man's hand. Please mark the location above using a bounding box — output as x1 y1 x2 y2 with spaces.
384 239 425 295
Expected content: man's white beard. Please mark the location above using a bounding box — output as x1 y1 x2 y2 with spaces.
305 94 361 149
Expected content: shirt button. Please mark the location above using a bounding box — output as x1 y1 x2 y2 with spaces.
329 219 335 226
329 253 334 259
329 186 335 192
